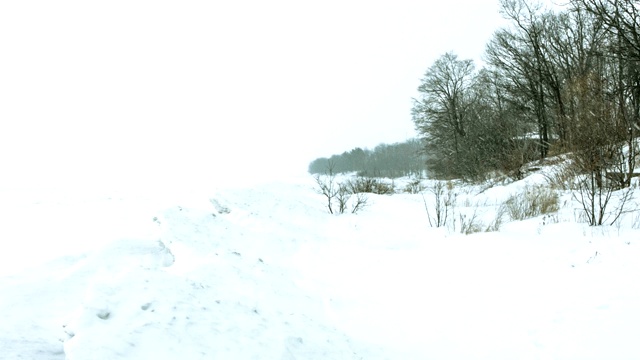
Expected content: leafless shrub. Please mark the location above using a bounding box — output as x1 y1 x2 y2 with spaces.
543 156 636 226
404 178 426 194
348 177 395 195
503 186 559 221
335 184 350 214
485 206 506 232
458 209 483 235
572 172 634 226
314 164 339 214
314 162 370 214
544 163 576 190
562 71 636 225
350 192 369 214
422 181 457 227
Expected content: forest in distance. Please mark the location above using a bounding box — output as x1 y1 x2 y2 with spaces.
314 0 640 188
307 138 427 178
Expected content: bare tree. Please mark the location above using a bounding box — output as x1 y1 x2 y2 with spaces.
412 52 476 178
314 161 339 214
570 0 640 187
571 0 640 61
314 161 370 215
487 0 557 159
422 181 457 228
350 192 369 214
566 71 633 225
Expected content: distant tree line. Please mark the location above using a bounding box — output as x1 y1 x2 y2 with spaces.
308 139 427 178
413 0 640 185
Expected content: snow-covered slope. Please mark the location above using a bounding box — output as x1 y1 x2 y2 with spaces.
1 175 640 359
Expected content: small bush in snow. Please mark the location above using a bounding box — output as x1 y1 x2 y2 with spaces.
335 184 350 214
350 192 369 214
347 177 395 195
314 170 340 214
404 178 426 194
571 172 634 226
543 164 575 190
314 162 369 215
336 183 370 214
485 206 506 232
423 181 457 228
458 210 483 235
503 186 559 221
542 159 635 226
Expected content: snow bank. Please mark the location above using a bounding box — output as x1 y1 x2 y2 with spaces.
1 174 640 359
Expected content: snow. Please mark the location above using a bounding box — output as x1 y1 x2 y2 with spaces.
1 173 640 359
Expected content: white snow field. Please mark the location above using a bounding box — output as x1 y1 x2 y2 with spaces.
1 172 640 360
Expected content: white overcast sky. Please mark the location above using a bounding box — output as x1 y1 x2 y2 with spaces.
0 0 541 190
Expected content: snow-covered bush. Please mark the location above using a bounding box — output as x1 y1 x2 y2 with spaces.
422 181 457 228
458 210 483 235
404 178 426 194
571 173 635 226
314 170 369 215
543 162 575 190
503 186 559 221
347 177 395 195
484 206 506 232
314 172 339 214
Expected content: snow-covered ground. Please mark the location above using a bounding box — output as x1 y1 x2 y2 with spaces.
2 172 640 359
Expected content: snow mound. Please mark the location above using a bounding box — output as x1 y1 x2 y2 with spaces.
62 184 364 360
3 174 640 359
